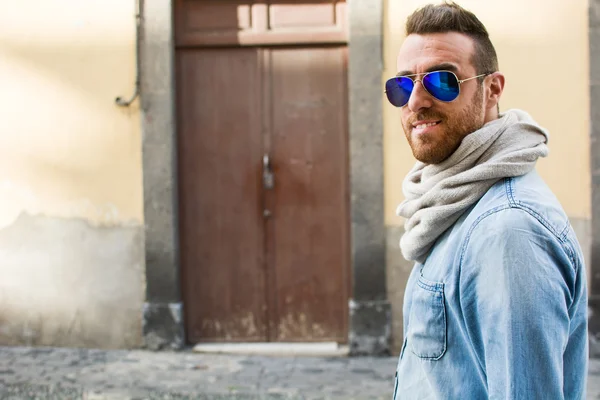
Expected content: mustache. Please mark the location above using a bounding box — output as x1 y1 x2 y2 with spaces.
407 112 445 125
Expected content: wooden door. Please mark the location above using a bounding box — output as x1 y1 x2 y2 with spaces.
177 48 268 341
266 47 349 341
175 0 349 344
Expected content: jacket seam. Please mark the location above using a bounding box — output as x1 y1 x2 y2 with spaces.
505 178 576 267
461 181 576 269
505 177 517 206
505 177 569 243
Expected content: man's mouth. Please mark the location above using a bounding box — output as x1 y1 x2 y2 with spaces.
412 120 441 131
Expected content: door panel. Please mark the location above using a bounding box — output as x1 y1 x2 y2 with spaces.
177 48 268 342
178 46 349 343
267 47 349 341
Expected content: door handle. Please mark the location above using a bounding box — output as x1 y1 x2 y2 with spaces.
263 154 274 190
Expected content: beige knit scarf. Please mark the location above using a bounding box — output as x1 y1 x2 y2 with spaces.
396 109 549 263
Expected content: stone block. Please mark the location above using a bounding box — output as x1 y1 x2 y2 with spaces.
348 299 392 356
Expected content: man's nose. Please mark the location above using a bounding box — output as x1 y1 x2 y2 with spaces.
407 80 433 112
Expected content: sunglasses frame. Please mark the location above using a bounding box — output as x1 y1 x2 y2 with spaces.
385 70 492 107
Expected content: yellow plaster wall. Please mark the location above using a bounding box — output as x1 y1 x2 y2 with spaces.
384 0 591 225
0 0 143 228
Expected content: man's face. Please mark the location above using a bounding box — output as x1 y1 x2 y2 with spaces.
396 32 487 164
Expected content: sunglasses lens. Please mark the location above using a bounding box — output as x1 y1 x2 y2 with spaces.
385 77 413 107
423 71 460 102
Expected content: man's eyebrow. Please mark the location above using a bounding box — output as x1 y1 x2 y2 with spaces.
395 63 460 77
396 69 413 77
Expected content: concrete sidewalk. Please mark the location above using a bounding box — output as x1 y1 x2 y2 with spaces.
0 346 599 399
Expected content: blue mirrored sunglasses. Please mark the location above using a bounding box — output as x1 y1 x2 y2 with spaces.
385 70 491 108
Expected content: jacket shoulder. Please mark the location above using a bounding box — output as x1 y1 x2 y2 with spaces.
470 170 571 240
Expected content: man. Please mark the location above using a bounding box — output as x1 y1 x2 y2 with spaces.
386 2 588 399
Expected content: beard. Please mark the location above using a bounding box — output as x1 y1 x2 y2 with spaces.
403 86 485 164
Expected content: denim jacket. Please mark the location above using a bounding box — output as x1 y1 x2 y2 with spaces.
393 170 588 400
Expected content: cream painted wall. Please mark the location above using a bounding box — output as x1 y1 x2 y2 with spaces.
0 1 144 348
0 0 143 228
384 0 590 225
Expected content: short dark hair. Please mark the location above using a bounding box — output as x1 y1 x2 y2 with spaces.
405 2 498 76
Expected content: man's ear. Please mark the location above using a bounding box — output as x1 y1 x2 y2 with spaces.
485 72 505 111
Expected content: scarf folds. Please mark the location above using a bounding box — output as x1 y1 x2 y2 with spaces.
396 109 550 263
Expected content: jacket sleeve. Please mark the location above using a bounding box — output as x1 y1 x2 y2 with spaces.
458 208 580 400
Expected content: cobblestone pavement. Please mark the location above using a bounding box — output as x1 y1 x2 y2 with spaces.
1 346 600 399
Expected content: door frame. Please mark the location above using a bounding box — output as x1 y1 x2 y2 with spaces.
139 0 391 355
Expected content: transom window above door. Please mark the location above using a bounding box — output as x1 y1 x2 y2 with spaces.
175 0 348 47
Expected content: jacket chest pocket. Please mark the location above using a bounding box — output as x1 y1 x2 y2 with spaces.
407 276 447 360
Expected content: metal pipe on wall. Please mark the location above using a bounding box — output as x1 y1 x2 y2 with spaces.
115 0 142 107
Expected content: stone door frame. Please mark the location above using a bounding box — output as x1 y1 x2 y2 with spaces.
139 0 391 354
